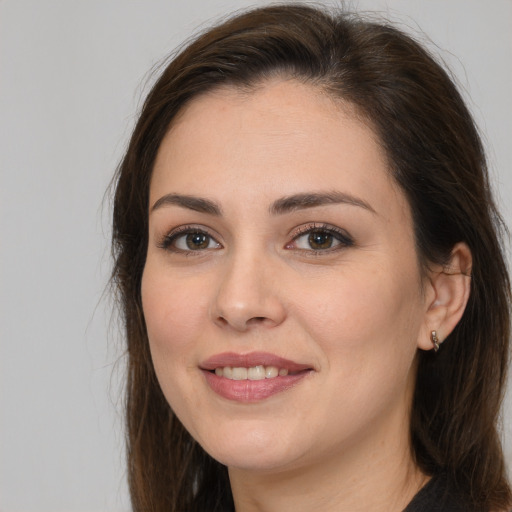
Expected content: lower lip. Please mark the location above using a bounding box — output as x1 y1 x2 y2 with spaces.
202 370 311 402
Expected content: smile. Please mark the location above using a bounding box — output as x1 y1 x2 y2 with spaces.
200 352 314 402
213 365 293 380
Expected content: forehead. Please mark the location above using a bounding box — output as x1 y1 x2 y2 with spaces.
150 79 406 220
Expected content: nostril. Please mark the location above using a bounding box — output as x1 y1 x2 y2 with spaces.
246 316 269 326
216 317 229 327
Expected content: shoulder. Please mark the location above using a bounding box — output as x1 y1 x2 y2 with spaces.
403 474 483 512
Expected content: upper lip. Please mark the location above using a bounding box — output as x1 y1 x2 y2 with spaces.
200 351 314 372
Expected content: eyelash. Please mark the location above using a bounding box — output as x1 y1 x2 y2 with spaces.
157 223 354 254
287 223 354 253
157 225 221 253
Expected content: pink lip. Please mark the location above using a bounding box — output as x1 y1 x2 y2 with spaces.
200 351 312 373
200 352 314 403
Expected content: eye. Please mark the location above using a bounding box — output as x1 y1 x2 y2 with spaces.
159 227 222 252
287 224 353 252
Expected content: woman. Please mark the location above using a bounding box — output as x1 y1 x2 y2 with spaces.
111 4 511 511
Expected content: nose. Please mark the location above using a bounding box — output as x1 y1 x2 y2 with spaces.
210 250 287 332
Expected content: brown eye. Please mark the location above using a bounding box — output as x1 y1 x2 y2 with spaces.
308 230 334 250
161 228 222 252
289 225 354 252
186 232 211 250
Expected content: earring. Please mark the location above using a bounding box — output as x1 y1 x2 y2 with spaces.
431 330 441 352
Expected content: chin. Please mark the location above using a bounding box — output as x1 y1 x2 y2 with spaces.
210 445 300 473
196 421 306 472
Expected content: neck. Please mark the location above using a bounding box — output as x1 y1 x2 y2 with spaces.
228 402 428 512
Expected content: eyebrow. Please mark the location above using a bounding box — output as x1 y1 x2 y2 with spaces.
269 191 376 215
151 193 222 215
150 191 375 216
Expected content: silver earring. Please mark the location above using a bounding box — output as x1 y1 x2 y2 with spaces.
431 330 441 352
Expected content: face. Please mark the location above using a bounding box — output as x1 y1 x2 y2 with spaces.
141 80 430 473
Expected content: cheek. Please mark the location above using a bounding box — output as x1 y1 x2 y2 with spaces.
141 267 211 367
141 266 215 423
295 267 422 431
294 262 424 384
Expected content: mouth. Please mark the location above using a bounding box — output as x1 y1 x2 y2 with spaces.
210 365 300 380
200 352 314 402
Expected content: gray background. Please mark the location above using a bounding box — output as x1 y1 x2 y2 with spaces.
1 0 510 510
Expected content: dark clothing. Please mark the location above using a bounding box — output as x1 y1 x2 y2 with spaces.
404 474 480 512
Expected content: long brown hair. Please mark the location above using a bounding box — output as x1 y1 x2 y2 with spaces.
111 4 511 511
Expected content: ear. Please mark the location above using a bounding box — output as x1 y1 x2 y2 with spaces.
417 242 472 351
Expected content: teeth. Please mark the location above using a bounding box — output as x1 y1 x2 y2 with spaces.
248 365 265 380
214 365 288 380
232 367 248 380
265 366 278 378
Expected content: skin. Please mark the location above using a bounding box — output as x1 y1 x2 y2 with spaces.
141 79 471 512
